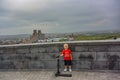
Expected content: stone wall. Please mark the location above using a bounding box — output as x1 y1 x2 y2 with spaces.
0 40 120 70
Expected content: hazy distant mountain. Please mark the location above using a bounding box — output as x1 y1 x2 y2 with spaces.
0 34 30 40
45 30 120 38
0 30 120 40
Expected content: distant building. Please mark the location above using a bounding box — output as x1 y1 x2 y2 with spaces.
27 30 45 43
38 30 45 40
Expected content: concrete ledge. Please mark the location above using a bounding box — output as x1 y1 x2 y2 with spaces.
0 40 120 47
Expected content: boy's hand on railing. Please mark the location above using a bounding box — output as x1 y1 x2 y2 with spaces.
56 55 60 58
56 53 63 58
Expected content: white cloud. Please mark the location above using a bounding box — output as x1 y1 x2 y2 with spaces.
2 0 47 12
2 0 63 12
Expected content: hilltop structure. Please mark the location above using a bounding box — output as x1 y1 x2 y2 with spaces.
22 30 45 43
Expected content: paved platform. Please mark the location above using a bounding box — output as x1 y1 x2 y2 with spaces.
0 71 120 80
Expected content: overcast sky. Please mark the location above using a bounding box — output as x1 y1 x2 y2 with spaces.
0 0 120 35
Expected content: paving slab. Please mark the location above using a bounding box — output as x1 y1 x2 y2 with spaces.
0 71 120 80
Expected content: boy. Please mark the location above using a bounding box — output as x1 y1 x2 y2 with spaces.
60 43 72 72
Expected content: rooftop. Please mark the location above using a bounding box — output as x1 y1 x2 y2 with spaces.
0 71 120 80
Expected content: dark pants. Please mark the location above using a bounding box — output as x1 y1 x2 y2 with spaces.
64 60 72 66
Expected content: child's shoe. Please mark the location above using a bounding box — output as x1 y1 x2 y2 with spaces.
64 68 67 72
69 69 72 72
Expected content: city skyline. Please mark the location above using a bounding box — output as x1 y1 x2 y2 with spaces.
0 0 120 35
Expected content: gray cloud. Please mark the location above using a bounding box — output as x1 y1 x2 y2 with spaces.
0 0 120 35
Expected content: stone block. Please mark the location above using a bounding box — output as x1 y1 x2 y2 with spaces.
96 52 108 61
0 50 4 54
106 52 120 57
16 48 29 54
4 48 16 54
0 61 15 69
76 60 92 69
46 47 59 53
45 60 56 69
108 46 120 52
44 53 57 60
72 52 96 60
38 47 46 53
93 61 108 70
75 46 89 52
28 61 45 69
30 48 39 54
88 46 108 52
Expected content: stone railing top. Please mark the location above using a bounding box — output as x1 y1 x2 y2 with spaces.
0 40 120 48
